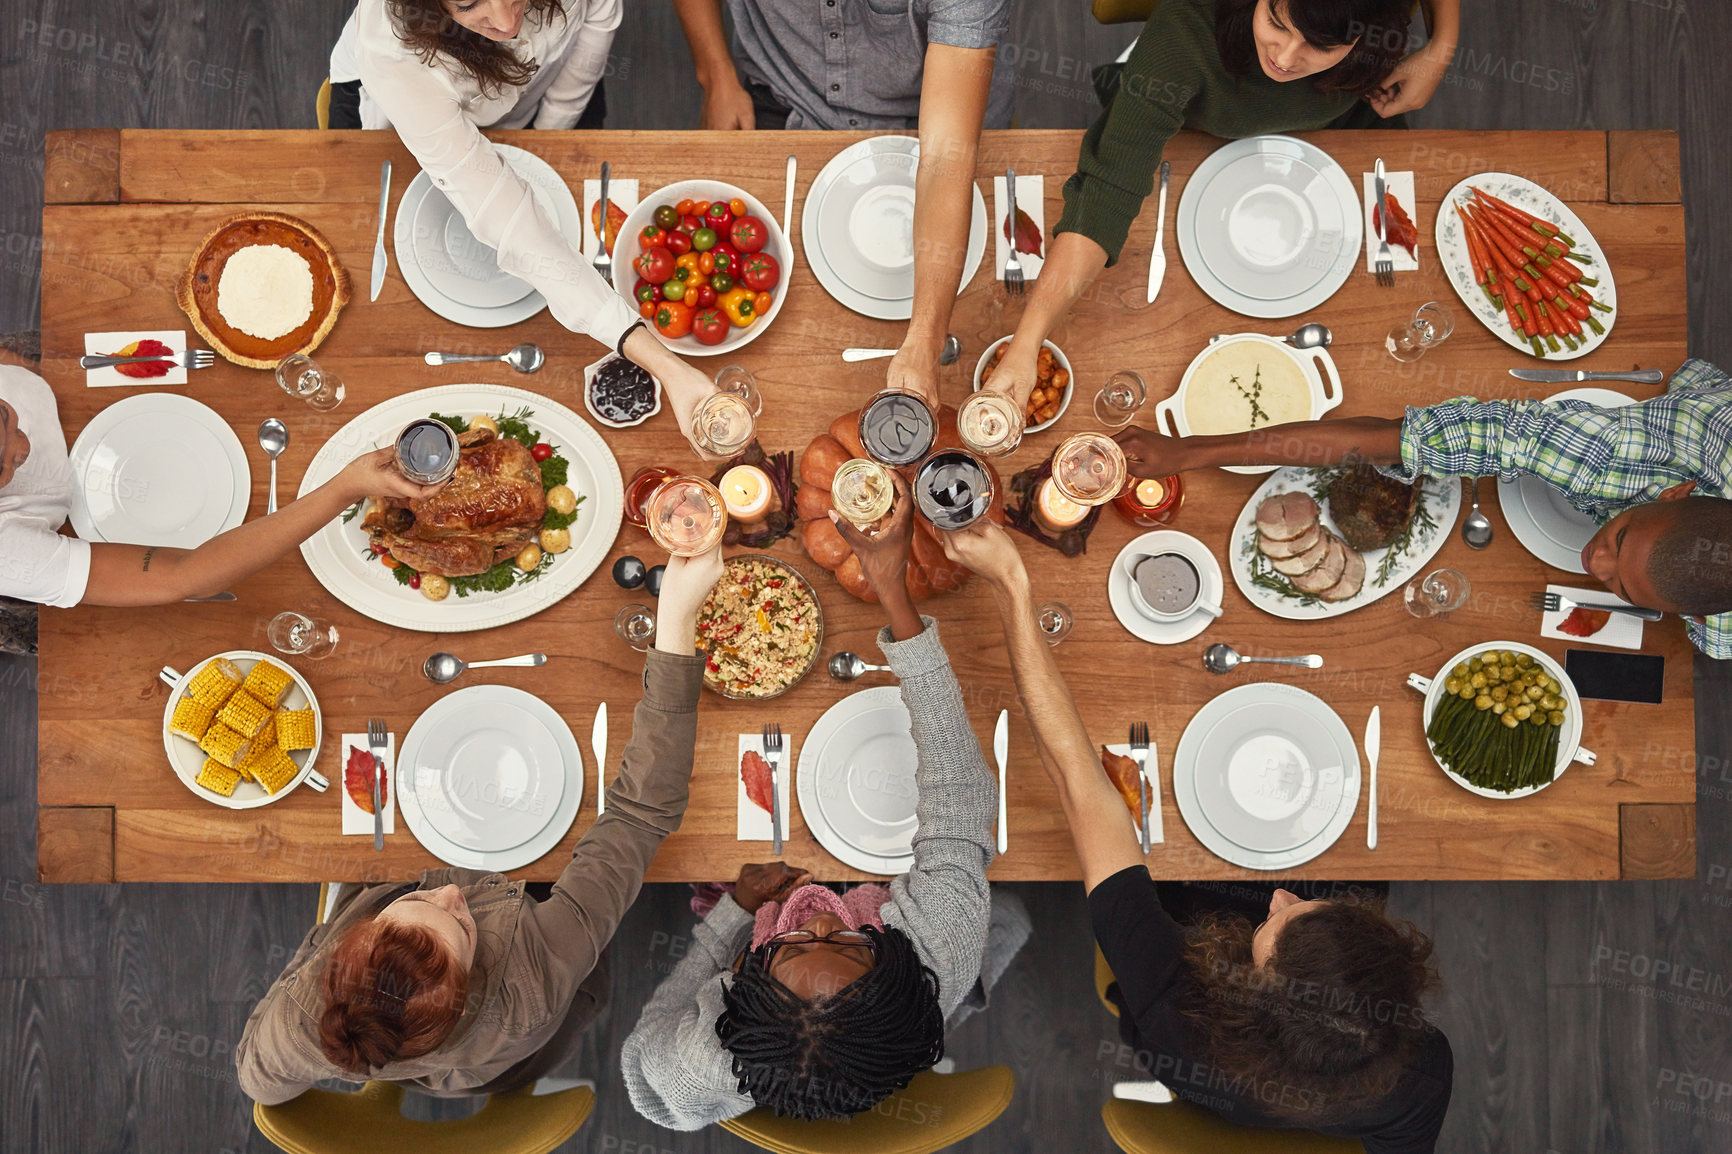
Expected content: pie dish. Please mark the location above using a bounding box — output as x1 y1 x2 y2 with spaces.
176 211 350 369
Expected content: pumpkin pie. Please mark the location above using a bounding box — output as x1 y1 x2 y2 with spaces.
176 211 349 370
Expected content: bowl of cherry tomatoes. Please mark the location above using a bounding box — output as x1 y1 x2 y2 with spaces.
612 180 790 357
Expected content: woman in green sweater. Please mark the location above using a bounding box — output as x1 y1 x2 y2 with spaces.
985 0 1435 411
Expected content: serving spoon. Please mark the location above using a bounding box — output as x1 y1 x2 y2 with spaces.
1461 477 1494 549
1203 643 1323 674
828 652 893 681
841 335 962 365
1286 322 1332 350
423 343 545 374
422 651 547 684
257 418 288 514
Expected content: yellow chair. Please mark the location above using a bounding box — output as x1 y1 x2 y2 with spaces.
719 1066 1015 1154
316 78 332 130
1104 1097 1364 1154
252 884 597 1154
1095 943 1119 1017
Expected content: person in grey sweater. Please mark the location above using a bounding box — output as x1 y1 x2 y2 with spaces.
620 475 1029 1128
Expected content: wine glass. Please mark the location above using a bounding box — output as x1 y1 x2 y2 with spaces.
645 476 728 557
830 458 896 530
913 450 995 531
858 389 936 467
714 365 763 417
1037 601 1074 646
267 611 339 659
1050 432 1128 506
1385 301 1456 363
957 389 1025 456
614 604 656 651
275 354 345 411
1092 370 1147 428
1404 568 1471 618
691 392 756 457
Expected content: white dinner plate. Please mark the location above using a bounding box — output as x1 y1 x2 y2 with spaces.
1496 387 1632 573
1177 135 1362 319
69 393 249 547
1107 530 1224 646
159 650 321 810
410 164 561 309
1228 466 1461 620
396 685 583 871
797 686 917 875
1434 172 1618 360
1172 683 1360 870
296 383 624 633
801 136 988 321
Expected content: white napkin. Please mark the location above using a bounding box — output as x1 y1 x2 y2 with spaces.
737 733 793 842
1104 742 1164 846
581 177 640 262
1363 170 1419 272
1539 583 1645 650
993 174 1045 281
339 732 397 836
83 330 188 387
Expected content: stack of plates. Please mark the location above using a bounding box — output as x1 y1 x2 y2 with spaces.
396 685 584 871
1172 684 1360 870
68 393 249 546
393 144 583 328
796 686 919 875
1177 135 1362 319
1498 387 1633 573
801 136 989 321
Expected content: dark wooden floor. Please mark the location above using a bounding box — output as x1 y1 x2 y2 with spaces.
3 2 1731 1151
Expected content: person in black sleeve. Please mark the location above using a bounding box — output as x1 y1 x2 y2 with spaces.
938 518 1453 1154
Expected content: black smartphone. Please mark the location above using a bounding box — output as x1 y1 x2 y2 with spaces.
1564 649 1665 705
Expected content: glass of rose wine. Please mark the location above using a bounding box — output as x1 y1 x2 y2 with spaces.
1050 432 1128 506
645 477 728 557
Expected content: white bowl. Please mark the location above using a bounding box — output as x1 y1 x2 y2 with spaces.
971 337 1073 433
1153 333 1342 475
611 180 791 358
581 353 663 430
158 650 324 809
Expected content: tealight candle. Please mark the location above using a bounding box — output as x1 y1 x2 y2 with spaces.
1133 478 1166 507
1034 476 1089 534
1113 471 1184 527
719 464 772 524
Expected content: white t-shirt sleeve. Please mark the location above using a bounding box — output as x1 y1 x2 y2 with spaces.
0 521 90 608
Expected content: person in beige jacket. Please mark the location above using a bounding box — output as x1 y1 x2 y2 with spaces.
235 546 723 1104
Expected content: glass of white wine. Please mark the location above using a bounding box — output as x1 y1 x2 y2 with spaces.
691 391 756 457
958 390 1025 456
1050 432 1128 506
831 458 896 530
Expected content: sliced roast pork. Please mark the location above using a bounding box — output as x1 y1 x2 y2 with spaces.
1258 521 1323 560
1317 545 1367 602
1291 534 1349 594
1255 492 1320 542
1270 530 1332 576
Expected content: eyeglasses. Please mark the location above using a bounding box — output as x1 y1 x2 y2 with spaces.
765 927 877 964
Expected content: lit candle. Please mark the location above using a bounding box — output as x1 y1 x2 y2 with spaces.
1034 476 1088 533
1133 478 1167 508
720 464 772 524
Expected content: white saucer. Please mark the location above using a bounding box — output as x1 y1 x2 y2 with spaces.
1497 387 1633 574
797 686 917 875
1107 530 1224 645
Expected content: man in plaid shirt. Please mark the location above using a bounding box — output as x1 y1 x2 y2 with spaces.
1115 358 1732 658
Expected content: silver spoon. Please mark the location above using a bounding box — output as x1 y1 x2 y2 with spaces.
828 652 893 681
1203 643 1323 674
423 343 545 374
839 335 963 366
257 419 288 514
1462 477 1493 549
1286 322 1332 349
422 651 548 684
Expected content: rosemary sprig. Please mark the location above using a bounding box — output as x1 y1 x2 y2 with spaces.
1372 478 1441 588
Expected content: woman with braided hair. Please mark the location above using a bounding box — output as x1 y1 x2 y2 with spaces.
620 475 1030 1129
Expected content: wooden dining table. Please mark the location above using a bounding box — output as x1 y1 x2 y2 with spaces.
34 127 1695 885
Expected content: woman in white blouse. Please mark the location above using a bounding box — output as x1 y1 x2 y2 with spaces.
328 0 720 451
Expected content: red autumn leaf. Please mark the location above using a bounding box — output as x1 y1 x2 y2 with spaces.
1100 747 1142 819
1558 606 1610 637
741 749 773 814
1376 192 1419 259
110 338 173 379
590 198 628 256
1003 207 1043 258
344 743 385 814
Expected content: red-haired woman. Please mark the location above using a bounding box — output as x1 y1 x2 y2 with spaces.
235 546 724 1102
326 0 721 455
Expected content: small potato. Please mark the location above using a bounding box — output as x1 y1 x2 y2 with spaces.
979 362 996 385
539 527 571 554
1036 347 1055 374
1036 402 1059 423
516 544 543 571
1050 367 1071 391
420 574 451 601
545 484 578 515
469 415 500 435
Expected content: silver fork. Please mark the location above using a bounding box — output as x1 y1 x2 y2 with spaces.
1373 158 1394 289
80 350 215 370
1130 721 1151 854
1529 590 1664 621
1003 169 1024 297
762 722 784 855
367 718 388 852
593 160 613 287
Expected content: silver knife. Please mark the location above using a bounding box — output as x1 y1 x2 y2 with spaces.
1509 368 1665 384
768 739 783 856
1373 158 1387 245
993 710 1009 856
370 161 391 302
592 702 607 816
1365 706 1381 850
597 161 611 256
1134 745 1150 855
368 722 386 852
1145 160 1170 303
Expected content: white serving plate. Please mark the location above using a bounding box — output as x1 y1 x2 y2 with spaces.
612 179 791 357
796 685 917 876
69 393 249 547
158 650 324 809
1152 333 1342 475
1434 172 1618 360
1495 386 1632 573
1407 640 1594 800
296 384 623 633
1227 466 1461 620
